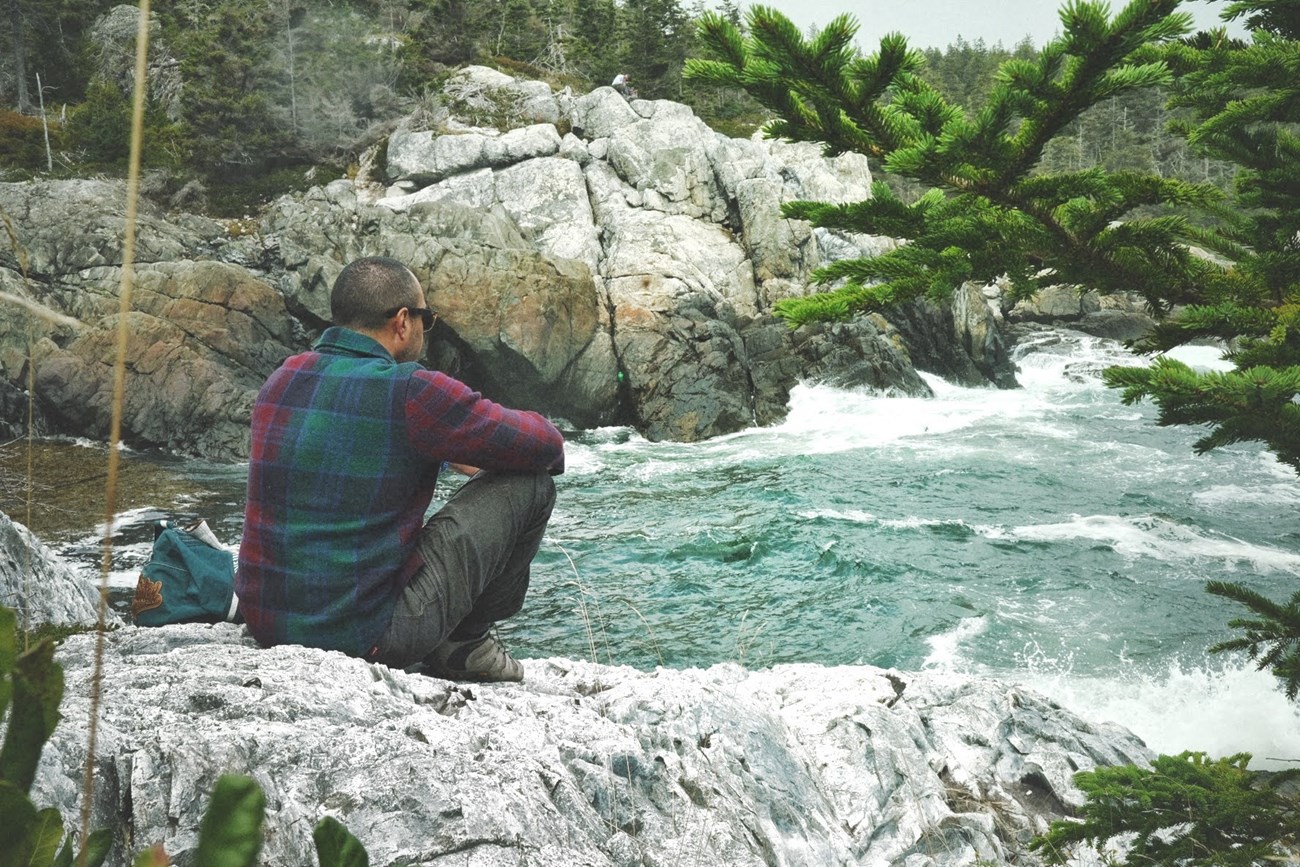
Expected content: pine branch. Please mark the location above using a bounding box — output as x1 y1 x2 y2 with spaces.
1206 579 1300 699
1104 358 1300 469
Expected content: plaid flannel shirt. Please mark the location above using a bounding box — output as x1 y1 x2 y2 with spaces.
236 327 565 657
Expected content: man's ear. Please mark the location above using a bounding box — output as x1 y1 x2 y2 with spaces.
391 307 411 338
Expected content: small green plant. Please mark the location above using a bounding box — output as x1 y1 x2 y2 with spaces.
0 605 111 867
0 605 371 867
1030 751 1300 866
65 78 185 173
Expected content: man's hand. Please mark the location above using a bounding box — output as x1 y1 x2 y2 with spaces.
446 462 481 476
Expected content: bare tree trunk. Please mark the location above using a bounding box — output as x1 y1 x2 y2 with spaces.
284 0 298 132
36 71 51 170
10 0 30 113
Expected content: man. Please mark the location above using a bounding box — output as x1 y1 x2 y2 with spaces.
237 256 564 683
611 72 631 97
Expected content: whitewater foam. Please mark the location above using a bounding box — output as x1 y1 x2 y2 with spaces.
922 615 989 670
918 618 1300 770
980 514 1300 574
1017 659 1300 770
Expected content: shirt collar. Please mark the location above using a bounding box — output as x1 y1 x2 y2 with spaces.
313 326 396 362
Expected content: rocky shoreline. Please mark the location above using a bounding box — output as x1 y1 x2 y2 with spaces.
2 510 1149 867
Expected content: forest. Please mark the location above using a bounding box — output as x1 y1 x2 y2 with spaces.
0 0 1232 214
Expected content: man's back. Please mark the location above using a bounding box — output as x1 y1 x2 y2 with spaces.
238 330 437 655
237 326 564 658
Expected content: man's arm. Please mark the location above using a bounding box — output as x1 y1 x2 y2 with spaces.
405 369 565 475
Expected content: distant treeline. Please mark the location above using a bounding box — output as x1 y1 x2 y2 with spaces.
0 0 1230 214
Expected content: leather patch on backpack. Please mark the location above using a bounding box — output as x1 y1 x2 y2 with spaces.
132 574 164 618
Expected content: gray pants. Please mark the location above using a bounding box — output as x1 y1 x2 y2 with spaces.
375 470 556 668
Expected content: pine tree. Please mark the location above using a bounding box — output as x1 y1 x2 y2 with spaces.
159 0 291 176
1102 0 1300 471
572 0 620 85
1032 752 1299 866
398 0 477 77
620 0 691 98
685 1 1223 327
4 0 117 112
1098 0 1300 728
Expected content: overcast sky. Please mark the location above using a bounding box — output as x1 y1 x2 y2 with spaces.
722 1 1245 49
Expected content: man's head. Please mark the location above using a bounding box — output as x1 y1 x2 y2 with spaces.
331 256 432 362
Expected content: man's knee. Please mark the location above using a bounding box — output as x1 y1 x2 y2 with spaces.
471 470 555 519
536 472 556 508
517 471 556 523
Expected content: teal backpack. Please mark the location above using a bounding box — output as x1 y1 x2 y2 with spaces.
131 520 240 626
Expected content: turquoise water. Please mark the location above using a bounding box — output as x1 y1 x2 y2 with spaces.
77 328 1300 766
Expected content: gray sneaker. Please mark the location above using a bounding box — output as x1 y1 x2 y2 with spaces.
424 630 524 683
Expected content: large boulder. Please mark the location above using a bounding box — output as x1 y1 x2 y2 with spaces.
265 183 620 428
1005 285 1156 343
37 622 1151 867
732 175 818 287
31 261 298 459
595 185 759 441
386 123 562 186
889 283 1020 389
385 156 602 274
442 64 569 127
567 87 642 141
0 267 81 387
0 511 113 628
604 100 729 222
0 180 220 278
791 316 934 394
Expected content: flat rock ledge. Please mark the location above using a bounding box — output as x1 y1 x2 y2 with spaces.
34 624 1151 867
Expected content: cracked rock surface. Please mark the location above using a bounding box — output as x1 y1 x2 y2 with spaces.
37 622 1149 867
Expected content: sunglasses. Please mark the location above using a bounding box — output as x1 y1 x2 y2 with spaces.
385 306 437 332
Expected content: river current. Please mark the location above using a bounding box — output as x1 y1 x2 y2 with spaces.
36 327 1300 768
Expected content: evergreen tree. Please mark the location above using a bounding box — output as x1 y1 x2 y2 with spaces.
1103 0 1300 471
690 15 1300 860
158 0 291 176
680 1 768 137
685 1 1221 324
919 36 1038 114
479 0 548 61
1032 752 1299 865
620 0 691 98
1100 2 1300 708
267 2 405 159
398 0 477 81
66 75 182 169
572 0 620 84
3 0 116 112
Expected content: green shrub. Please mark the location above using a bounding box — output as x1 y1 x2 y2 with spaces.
0 606 111 867
1031 752 1300 866
67 79 132 165
66 78 186 172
